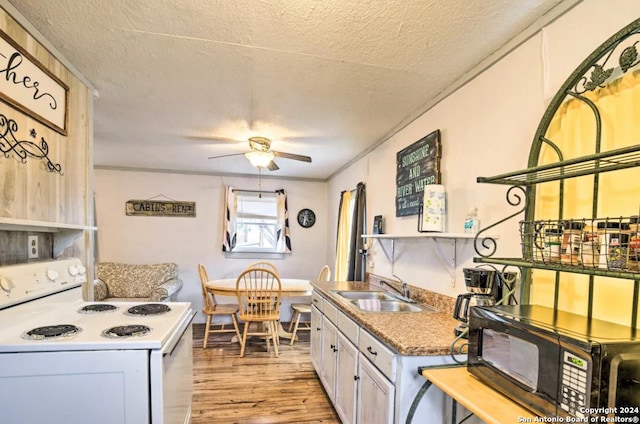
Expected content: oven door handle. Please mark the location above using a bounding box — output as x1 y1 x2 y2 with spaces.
162 309 196 357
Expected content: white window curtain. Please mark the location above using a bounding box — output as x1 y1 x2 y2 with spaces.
275 189 292 253
335 190 352 280
222 186 237 251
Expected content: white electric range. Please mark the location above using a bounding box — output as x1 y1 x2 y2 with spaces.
0 258 195 424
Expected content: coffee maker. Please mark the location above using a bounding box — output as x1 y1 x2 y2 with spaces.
453 268 518 338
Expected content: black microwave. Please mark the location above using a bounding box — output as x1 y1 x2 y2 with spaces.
468 304 640 420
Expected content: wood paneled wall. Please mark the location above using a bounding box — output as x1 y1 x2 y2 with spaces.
0 7 91 264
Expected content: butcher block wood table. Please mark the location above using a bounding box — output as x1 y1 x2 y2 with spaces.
419 366 538 424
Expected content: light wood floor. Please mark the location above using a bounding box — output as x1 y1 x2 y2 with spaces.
191 323 340 424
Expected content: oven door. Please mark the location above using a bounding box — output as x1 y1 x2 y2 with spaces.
150 310 196 424
0 350 150 424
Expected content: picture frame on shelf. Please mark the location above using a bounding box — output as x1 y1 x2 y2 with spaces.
373 215 384 234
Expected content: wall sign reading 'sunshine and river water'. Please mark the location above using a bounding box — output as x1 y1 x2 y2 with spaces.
395 129 441 217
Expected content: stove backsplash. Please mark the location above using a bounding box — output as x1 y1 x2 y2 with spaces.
0 231 53 266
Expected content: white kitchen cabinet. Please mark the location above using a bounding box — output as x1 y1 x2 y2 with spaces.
335 331 359 424
359 328 396 381
310 305 323 370
311 289 463 423
358 354 395 424
319 317 338 400
313 290 394 424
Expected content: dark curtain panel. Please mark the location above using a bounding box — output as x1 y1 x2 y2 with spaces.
347 182 366 281
336 190 346 245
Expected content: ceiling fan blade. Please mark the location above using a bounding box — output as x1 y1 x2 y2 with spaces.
186 135 243 144
267 160 279 171
272 151 312 163
208 153 246 160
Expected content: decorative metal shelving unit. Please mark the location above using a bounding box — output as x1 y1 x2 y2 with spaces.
472 18 640 329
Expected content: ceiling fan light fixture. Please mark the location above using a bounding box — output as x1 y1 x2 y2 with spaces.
245 150 275 168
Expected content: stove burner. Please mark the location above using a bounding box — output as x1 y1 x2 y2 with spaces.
79 304 118 314
126 303 171 316
23 324 81 340
102 325 151 338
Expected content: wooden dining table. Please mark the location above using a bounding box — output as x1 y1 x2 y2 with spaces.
205 278 313 340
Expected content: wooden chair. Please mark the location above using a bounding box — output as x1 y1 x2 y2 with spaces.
247 261 279 276
236 268 282 357
198 264 241 348
288 265 331 346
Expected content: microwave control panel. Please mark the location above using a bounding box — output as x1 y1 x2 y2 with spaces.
559 351 590 418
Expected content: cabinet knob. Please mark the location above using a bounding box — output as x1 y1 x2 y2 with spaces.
367 346 377 356
316 327 321 331
354 375 360 381
330 344 338 352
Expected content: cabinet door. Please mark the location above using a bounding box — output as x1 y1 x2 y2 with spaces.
357 354 395 424
310 306 323 370
335 332 359 424
319 317 338 400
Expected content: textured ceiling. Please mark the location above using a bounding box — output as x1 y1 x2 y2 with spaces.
7 0 570 179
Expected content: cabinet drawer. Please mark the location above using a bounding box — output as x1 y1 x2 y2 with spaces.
337 309 359 345
311 291 324 312
323 300 338 324
358 330 396 381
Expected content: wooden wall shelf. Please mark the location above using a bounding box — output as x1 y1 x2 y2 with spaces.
0 218 97 258
0 217 96 232
363 233 499 286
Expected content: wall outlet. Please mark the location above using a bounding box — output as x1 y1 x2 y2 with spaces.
28 235 39 259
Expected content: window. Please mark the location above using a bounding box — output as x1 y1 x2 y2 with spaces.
235 192 278 251
222 187 291 253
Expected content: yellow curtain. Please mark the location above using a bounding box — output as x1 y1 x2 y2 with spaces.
335 190 352 281
532 70 640 326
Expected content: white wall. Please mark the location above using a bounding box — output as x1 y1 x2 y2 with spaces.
94 0 640 320
327 0 640 299
94 169 327 322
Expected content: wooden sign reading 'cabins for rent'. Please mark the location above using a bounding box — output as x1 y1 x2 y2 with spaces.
126 200 196 217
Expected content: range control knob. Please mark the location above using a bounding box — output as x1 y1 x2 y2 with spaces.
0 276 15 293
68 265 79 276
46 269 59 281
77 264 86 275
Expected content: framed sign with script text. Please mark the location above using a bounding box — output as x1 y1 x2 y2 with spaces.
0 29 68 135
395 129 441 217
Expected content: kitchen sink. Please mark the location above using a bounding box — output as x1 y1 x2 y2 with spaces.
330 290 438 313
332 290 398 301
350 299 429 312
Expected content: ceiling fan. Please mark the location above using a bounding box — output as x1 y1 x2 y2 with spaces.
207 136 312 171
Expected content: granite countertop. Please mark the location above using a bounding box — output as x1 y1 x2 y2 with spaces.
311 280 464 357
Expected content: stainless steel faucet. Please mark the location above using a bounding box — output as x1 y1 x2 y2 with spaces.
380 275 413 302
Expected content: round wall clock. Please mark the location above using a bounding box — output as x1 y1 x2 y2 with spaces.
297 208 316 228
